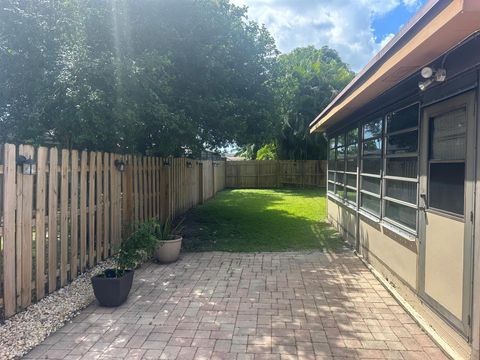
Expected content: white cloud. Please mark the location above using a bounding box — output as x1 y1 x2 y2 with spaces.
231 0 421 71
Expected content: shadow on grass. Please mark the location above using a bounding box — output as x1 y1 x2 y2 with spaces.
182 189 341 253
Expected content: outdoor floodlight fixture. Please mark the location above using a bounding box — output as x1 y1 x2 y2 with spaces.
17 155 36 175
418 67 447 91
114 159 126 172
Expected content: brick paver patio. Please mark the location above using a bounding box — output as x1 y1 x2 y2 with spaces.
26 251 447 359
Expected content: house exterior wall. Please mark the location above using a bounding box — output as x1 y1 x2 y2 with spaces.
323 37 480 359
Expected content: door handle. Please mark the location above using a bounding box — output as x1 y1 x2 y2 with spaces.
419 193 427 211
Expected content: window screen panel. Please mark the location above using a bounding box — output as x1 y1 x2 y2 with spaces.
429 108 466 161
347 144 358 157
362 157 382 175
385 179 417 204
361 176 381 194
361 193 380 215
336 135 344 147
386 104 419 133
363 119 382 139
385 157 417 178
347 128 358 145
346 158 357 172
386 131 418 155
328 172 335 181
363 139 382 156
335 185 345 197
328 147 336 170
346 174 356 187
336 147 345 171
346 189 357 203
429 162 464 215
336 172 344 185
385 201 417 230
328 181 335 193
329 138 336 149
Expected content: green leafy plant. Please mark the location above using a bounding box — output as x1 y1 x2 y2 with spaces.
152 217 184 242
112 221 158 277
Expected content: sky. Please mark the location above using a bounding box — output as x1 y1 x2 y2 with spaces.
230 0 427 72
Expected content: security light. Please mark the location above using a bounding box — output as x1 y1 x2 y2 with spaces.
421 67 434 79
435 68 447 82
17 155 36 175
418 68 446 91
418 78 434 91
114 159 125 172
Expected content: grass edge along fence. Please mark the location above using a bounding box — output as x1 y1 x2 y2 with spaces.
225 160 327 188
0 143 225 318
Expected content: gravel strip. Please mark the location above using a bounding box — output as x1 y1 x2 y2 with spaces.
0 259 116 360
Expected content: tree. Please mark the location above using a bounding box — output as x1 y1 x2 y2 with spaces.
275 46 354 160
0 0 279 156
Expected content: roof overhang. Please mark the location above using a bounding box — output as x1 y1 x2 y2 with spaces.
310 0 480 133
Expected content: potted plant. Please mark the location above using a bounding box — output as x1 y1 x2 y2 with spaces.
153 217 184 264
91 222 157 307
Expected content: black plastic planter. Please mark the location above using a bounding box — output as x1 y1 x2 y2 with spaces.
91 269 134 307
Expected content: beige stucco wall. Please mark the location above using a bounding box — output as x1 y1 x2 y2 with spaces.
327 197 417 288
358 217 418 288
327 199 356 246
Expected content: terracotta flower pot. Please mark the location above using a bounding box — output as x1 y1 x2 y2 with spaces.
91 269 134 307
154 236 182 263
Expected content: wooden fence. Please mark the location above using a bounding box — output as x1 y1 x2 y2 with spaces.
225 160 327 188
0 144 226 318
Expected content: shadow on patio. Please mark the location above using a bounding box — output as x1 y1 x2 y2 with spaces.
25 250 446 359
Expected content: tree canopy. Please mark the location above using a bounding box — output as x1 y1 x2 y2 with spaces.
0 1 353 158
0 0 278 156
274 46 354 160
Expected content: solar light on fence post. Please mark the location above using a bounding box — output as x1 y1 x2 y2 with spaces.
186 161 193 168
17 155 36 175
114 159 126 172
163 158 171 166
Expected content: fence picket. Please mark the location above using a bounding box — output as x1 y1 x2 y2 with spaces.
79 151 87 272
103 153 110 258
3 144 16 316
35 147 47 300
48 148 58 293
60 150 69 286
1 146 227 318
70 150 79 279
88 152 96 268
96 152 103 260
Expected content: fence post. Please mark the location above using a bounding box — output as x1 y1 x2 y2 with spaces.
3 144 17 317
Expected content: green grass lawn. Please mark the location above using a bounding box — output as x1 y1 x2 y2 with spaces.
182 188 341 252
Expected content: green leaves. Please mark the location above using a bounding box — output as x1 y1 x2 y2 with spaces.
275 46 355 160
116 221 158 273
0 0 278 156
